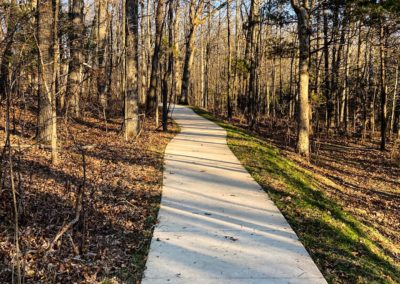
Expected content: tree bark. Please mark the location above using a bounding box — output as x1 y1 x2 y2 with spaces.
96 0 109 112
226 0 232 118
37 0 58 164
124 0 140 140
291 0 311 157
146 0 165 113
179 0 204 105
390 62 398 135
379 21 387 150
244 0 260 126
66 0 84 117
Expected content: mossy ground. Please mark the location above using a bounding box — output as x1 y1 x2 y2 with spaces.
193 107 400 284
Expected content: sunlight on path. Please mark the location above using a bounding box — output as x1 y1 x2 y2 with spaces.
142 106 326 284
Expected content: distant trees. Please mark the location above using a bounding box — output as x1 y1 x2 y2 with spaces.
182 0 400 155
0 0 399 163
1 0 178 163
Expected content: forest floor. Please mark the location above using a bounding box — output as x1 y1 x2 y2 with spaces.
0 105 178 283
193 107 400 283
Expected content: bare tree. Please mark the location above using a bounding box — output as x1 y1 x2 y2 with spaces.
124 0 140 139
37 0 58 164
66 0 84 117
146 0 166 113
290 0 311 157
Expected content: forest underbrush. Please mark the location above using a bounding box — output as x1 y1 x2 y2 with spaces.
0 105 177 283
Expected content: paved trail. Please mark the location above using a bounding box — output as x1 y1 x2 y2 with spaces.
142 106 326 284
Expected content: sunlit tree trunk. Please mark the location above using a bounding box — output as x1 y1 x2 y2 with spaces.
140 0 147 104
66 0 84 117
291 0 311 157
226 0 232 118
172 1 181 104
96 0 109 113
124 0 139 140
322 5 331 133
179 0 199 105
390 62 398 135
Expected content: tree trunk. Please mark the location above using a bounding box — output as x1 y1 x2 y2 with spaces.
226 0 232 118
323 6 331 133
244 0 260 126
180 23 196 105
37 0 58 164
146 0 165 113
140 0 147 104
124 0 139 140
203 5 211 108
390 62 398 136
180 0 205 105
96 0 109 112
379 21 387 150
291 0 311 157
172 1 181 105
66 0 84 117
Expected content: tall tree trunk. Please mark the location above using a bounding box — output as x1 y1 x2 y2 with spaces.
323 6 331 133
140 0 147 104
390 62 398 135
179 10 196 105
0 0 16 105
379 21 387 150
232 0 241 113
291 0 311 157
203 4 211 108
163 0 175 131
199 25 205 107
180 0 206 105
96 0 109 113
124 0 139 140
245 0 260 126
37 0 58 164
66 0 84 117
146 0 165 113
172 1 181 105
341 32 350 133
226 0 232 118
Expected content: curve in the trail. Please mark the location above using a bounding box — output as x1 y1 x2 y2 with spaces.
142 105 326 284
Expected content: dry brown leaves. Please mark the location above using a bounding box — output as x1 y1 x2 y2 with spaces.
0 107 177 283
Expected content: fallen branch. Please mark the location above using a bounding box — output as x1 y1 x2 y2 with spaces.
47 146 87 253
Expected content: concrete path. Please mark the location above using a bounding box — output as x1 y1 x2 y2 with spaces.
142 106 326 284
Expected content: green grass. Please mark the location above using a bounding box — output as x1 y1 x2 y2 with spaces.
192 107 400 284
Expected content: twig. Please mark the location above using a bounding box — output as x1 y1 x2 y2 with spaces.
47 146 87 253
134 114 146 140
